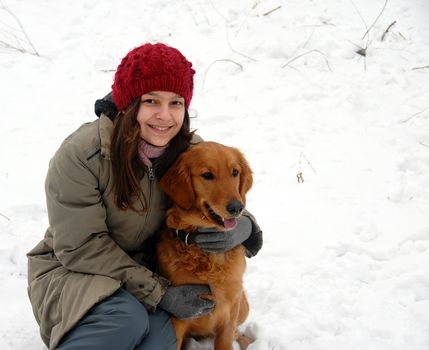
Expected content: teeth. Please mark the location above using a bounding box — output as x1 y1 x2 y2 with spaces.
150 125 170 131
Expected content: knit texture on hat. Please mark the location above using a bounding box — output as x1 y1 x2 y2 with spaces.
112 43 195 111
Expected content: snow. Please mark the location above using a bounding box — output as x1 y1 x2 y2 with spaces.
1 0 429 349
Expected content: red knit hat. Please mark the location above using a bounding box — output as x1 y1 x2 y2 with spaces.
112 43 195 111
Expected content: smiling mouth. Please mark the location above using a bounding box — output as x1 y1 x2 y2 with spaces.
148 124 173 132
204 202 237 230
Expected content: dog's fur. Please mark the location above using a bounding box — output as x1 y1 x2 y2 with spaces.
157 141 253 350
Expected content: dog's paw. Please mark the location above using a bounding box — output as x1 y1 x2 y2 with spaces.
236 322 258 350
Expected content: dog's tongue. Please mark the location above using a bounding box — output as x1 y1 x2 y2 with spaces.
224 218 238 230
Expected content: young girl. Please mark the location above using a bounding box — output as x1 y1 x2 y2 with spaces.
27 43 262 350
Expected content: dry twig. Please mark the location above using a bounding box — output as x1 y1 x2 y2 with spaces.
0 2 39 56
381 20 396 41
351 0 389 71
296 152 317 183
350 0 369 40
226 25 257 62
412 65 429 70
362 0 389 40
400 105 429 124
263 5 281 17
202 59 243 91
0 212 10 221
299 152 317 175
281 49 332 72
350 0 369 70
210 1 257 62
302 28 316 49
208 0 230 25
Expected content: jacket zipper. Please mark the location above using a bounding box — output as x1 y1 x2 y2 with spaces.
148 167 155 181
137 166 155 244
145 166 155 224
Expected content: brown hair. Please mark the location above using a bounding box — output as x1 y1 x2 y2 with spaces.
110 97 194 213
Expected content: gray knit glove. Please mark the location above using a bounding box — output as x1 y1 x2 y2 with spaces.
194 215 252 253
158 285 216 319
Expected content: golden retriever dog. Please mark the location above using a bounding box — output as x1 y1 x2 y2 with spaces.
157 141 254 350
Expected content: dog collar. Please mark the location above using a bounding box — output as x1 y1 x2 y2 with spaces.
174 229 199 245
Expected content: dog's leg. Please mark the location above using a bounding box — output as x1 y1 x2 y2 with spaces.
214 325 236 350
237 292 249 325
172 318 187 350
236 292 254 350
214 300 241 350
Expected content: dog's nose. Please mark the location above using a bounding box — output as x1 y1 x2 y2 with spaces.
226 200 244 216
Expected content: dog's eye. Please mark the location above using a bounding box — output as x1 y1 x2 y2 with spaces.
232 168 239 177
201 172 215 180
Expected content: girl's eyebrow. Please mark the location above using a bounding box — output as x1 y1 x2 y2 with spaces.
145 92 184 99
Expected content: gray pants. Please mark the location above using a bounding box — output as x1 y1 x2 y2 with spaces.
56 288 177 350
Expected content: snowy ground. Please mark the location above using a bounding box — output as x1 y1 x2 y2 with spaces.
1 0 429 349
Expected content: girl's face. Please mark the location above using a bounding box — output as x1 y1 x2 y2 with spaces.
136 91 186 146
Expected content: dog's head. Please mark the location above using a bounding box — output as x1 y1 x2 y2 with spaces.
160 141 253 230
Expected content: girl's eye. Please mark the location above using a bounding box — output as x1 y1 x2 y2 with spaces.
171 100 184 106
201 172 215 180
232 169 239 177
142 99 156 105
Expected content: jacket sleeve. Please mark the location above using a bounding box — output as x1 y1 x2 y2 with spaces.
45 139 168 310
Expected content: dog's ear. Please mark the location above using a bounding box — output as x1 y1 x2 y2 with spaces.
235 148 253 202
160 153 195 210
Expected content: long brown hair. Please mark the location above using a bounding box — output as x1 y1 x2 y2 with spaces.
110 97 194 213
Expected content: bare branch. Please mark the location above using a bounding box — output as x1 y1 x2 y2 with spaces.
297 152 317 182
412 65 429 70
381 20 396 41
209 1 257 62
262 5 281 17
362 0 389 40
181 0 210 27
281 49 332 72
349 0 369 70
0 212 10 221
208 0 230 25
400 105 429 124
202 59 244 91
299 152 317 175
0 39 26 53
0 3 39 56
302 28 316 49
225 25 257 62
235 3 254 37
350 0 369 40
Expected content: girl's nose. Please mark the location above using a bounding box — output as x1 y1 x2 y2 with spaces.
155 103 170 119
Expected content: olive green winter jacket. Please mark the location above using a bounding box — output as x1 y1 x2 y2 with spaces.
27 114 179 349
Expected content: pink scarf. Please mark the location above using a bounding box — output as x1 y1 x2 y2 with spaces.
137 139 168 167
